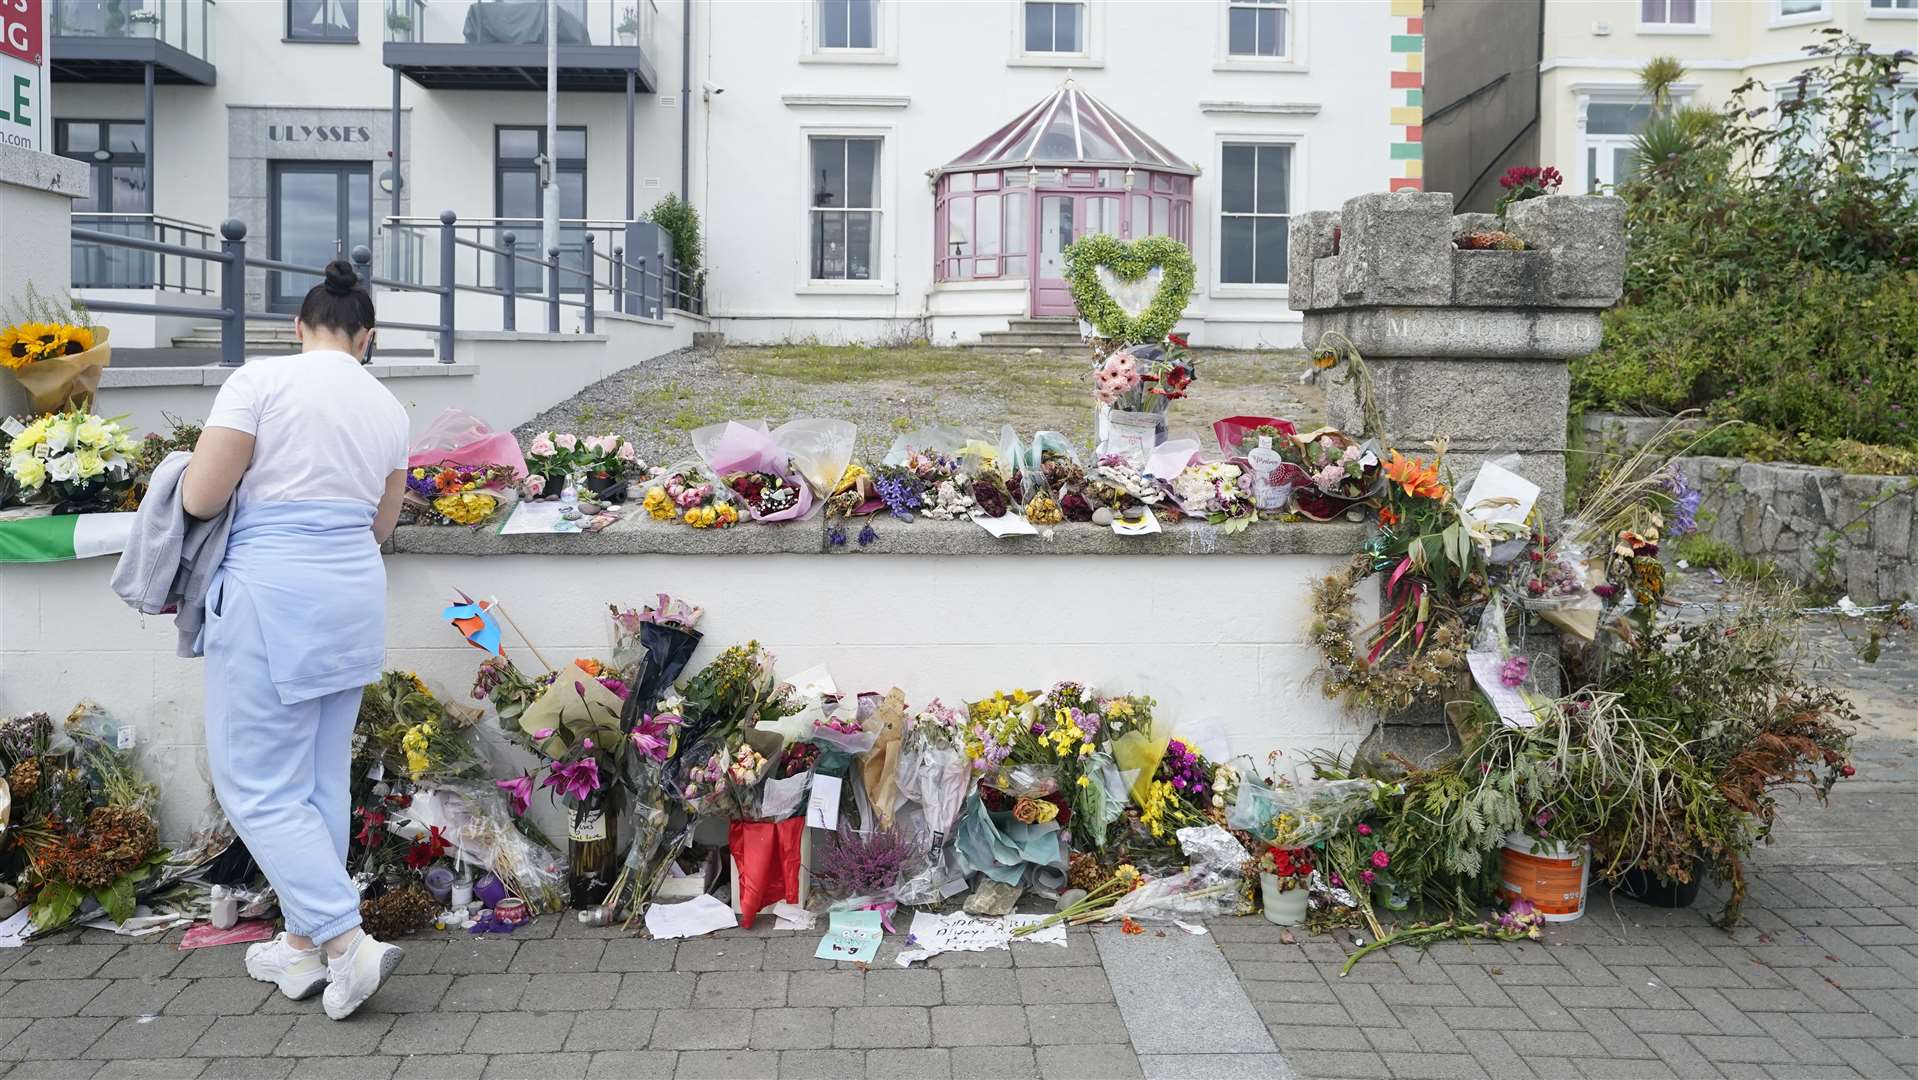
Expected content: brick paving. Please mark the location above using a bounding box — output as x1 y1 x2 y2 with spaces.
0 590 1911 1079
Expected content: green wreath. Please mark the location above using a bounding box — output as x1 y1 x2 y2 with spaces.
1063 234 1195 345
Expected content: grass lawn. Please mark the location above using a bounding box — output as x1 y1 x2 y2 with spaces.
530 343 1323 465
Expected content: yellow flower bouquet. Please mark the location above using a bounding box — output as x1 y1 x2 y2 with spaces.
2 289 112 413
4 408 139 513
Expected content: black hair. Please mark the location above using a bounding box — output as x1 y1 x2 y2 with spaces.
298 259 376 337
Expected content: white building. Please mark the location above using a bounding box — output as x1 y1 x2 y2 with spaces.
695 0 1424 347
48 0 1423 350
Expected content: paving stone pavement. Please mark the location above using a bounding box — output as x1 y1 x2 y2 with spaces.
0 588 1909 1080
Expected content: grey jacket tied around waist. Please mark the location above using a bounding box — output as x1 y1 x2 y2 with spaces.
110 450 235 657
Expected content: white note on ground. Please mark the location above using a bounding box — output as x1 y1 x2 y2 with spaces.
644 893 739 940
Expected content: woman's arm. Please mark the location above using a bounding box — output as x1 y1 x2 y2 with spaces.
180 427 256 519
373 469 406 544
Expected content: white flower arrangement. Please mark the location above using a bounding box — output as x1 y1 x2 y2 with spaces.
5 408 138 506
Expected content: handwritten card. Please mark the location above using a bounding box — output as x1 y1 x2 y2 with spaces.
815 908 884 963
1468 651 1546 729
806 773 843 831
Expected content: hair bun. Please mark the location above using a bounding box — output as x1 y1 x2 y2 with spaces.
322 260 359 296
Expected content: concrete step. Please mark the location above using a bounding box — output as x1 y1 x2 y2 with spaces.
971 333 1090 349
1003 317 1078 333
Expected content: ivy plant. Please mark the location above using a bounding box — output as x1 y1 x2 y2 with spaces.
1063 234 1194 345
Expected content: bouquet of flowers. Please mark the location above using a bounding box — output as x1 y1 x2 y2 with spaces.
0 707 168 933
693 421 816 522
1213 416 1299 458
641 463 739 528
2 288 111 412
826 462 881 519
1093 341 1197 414
1255 845 1314 892
1166 460 1257 532
1289 428 1382 520
403 461 517 526
675 733 775 818
4 407 139 513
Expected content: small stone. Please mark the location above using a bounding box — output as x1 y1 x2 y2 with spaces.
1091 507 1114 526
1026 348 1044 356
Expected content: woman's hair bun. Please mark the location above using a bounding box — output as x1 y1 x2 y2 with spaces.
322 259 360 296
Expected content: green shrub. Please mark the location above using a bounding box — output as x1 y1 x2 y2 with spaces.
1573 269 1918 455
645 193 703 277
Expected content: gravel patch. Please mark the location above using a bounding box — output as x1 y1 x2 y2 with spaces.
516 343 1323 467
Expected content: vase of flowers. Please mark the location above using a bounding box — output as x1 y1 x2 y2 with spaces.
1090 339 1195 470
4 408 139 514
1256 845 1312 925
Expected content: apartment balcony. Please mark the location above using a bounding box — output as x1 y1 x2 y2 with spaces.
381 0 657 92
48 0 217 86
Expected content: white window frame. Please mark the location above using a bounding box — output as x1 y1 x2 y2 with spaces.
1215 0 1307 74
1769 0 1831 29
796 125 896 296
1572 84 1694 194
801 0 898 65
1637 0 1711 35
1207 132 1304 300
1866 0 1918 18
1008 0 1104 68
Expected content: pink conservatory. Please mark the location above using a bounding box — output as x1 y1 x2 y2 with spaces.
932 81 1196 319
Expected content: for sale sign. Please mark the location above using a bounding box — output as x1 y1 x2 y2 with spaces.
0 0 46 151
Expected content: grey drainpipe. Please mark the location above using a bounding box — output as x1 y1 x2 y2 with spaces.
680 0 691 204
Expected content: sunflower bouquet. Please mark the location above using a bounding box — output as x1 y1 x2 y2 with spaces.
4 407 140 513
1 287 111 412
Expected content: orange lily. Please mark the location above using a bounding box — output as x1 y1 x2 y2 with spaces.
1383 451 1447 502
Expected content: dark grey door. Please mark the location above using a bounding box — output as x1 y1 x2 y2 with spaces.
269 162 372 311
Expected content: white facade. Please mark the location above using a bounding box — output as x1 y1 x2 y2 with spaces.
49 0 1415 347
695 0 1412 348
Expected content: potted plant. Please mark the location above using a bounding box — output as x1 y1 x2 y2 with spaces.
617 7 640 45
523 431 582 500
1255 845 1312 926
385 11 414 39
125 9 160 38
580 434 640 500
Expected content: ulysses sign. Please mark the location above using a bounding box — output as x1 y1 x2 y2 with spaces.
267 124 373 144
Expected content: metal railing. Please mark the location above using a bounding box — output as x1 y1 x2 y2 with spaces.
71 213 215 293
70 208 706 368
386 0 657 48
50 0 217 64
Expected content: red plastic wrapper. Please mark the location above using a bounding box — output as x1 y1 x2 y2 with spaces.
1212 416 1299 457
729 816 806 928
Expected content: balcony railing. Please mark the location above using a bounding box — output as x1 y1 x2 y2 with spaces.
49 0 217 81
71 213 215 293
381 0 657 91
70 209 704 367
383 0 655 49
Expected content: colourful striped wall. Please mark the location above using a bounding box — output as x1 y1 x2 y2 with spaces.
1389 0 1424 192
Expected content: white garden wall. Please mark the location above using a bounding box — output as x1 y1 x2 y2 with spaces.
0 527 1375 842
94 311 699 438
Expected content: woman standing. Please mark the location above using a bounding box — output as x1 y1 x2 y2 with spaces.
182 261 411 1020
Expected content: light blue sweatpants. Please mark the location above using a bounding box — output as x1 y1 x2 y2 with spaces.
204 571 364 943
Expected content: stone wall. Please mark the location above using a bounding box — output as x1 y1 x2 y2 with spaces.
1291 192 1624 523
1675 456 1916 603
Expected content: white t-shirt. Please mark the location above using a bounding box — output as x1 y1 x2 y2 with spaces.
203 351 411 510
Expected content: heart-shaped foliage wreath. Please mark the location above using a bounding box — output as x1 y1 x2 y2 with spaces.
1063 234 1196 345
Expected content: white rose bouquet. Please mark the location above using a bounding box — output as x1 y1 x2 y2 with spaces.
5 408 139 512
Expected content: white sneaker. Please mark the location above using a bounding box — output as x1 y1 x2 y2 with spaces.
321 931 404 1020
243 933 328 1000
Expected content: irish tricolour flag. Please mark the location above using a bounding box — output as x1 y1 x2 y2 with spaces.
0 513 137 563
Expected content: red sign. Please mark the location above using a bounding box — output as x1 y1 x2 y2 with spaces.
0 0 41 67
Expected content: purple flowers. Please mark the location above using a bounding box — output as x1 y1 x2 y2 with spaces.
1161 739 1209 797
496 774 534 816
875 473 923 520
540 756 601 802
1500 656 1531 688
857 524 878 547
1665 471 1701 537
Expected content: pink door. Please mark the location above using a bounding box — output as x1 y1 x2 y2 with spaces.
1031 192 1120 317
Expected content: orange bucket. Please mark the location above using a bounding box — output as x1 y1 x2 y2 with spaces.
1499 832 1589 922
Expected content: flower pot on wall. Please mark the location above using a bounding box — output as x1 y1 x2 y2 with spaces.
1096 407 1165 471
